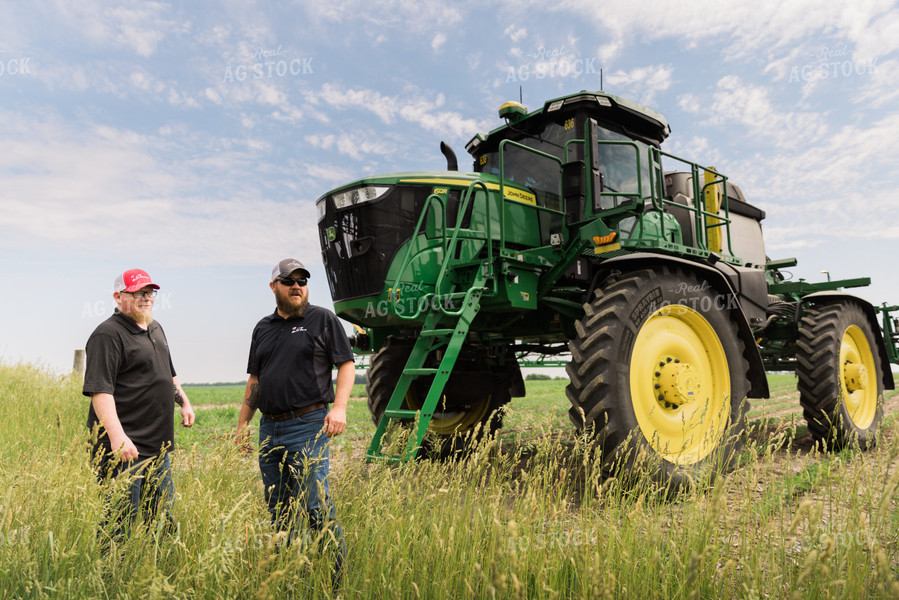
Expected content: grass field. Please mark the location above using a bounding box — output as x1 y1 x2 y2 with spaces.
2 365 899 598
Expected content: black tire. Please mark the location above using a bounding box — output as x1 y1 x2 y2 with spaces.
566 267 750 489
366 338 418 426
796 301 883 450
366 338 513 458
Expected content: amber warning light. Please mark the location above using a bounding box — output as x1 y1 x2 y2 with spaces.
593 232 617 245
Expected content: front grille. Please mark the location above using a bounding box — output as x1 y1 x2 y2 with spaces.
318 186 436 302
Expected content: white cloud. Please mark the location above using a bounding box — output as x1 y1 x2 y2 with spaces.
0 109 324 266
304 131 395 160
597 41 621 64
763 236 824 251
204 87 223 104
303 162 357 185
853 58 899 109
664 135 722 168
302 0 463 34
697 76 829 150
504 25 527 42
605 64 673 105
271 106 304 122
677 93 701 114
47 0 189 57
510 0 897 64
311 84 488 140
710 109 899 242
255 82 287 106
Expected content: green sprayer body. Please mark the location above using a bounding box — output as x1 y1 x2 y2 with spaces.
316 90 899 473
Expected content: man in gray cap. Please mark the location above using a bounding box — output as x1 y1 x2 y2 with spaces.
236 258 354 584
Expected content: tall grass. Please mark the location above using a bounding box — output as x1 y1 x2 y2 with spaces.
2 363 898 598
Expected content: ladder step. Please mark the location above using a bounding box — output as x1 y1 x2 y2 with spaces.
418 328 454 338
403 368 438 376
442 292 469 301
384 409 418 419
441 290 484 302
366 265 490 464
365 451 404 463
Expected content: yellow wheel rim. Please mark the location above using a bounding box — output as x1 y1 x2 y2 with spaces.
407 392 492 435
629 305 731 465
839 325 877 428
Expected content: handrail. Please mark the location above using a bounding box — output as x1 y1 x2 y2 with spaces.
388 193 446 321
435 266 489 318
434 180 493 297
655 148 736 257
563 138 585 163
390 142 567 321
389 181 496 321
698 170 737 257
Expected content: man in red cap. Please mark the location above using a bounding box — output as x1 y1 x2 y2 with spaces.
82 268 195 546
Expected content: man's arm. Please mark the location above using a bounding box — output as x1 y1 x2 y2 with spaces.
91 393 139 462
323 360 354 438
173 376 195 427
235 374 260 450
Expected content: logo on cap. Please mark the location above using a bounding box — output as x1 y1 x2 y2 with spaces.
115 269 160 293
272 258 311 281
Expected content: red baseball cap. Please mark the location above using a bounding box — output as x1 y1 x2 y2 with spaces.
114 269 160 293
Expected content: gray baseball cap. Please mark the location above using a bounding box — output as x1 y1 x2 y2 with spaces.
271 258 311 281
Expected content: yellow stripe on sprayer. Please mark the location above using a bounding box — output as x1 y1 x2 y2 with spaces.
398 178 537 205
703 168 723 254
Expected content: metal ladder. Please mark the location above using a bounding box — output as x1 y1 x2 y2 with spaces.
365 265 491 462
366 182 497 462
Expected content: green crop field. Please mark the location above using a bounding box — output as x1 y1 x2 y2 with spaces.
2 364 899 598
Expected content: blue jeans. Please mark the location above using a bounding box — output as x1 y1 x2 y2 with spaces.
92 449 175 543
258 407 346 578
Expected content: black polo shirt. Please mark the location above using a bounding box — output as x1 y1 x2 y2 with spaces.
82 311 177 456
247 304 354 415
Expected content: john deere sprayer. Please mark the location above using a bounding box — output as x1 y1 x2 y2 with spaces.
316 90 899 487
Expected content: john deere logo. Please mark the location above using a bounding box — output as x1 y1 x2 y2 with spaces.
326 227 336 242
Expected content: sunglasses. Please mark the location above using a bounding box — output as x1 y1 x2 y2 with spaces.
277 276 307 287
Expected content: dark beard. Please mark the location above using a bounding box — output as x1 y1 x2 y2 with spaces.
275 290 308 318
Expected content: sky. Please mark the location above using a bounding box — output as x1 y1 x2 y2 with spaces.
1 0 898 383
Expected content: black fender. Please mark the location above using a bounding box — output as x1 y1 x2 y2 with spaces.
798 291 895 390
595 252 770 398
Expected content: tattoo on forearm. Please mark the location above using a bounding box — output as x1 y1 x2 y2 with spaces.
174 385 185 407
245 383 260 410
